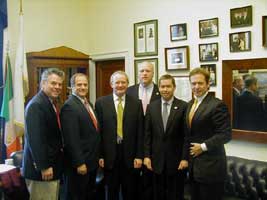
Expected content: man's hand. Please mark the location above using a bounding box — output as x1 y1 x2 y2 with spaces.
143 157 153 171
99 159 104 168
134 158 142 168
190 143 203 157
41 167 53 181
77 164 87 175
178 160 188 170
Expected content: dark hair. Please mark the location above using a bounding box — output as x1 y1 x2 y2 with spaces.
41 68 65 84
70 73 88 88
189 67 210 84
158 74 176 87
244 75 257 88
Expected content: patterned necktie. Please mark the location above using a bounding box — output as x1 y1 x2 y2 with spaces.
162 102 168 131
188 99 198 127
53 100 61 129
84 99 98 131
117 98 123 138
142 88 148 114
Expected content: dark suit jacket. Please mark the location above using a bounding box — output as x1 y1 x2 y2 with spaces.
237 90 267 131
95 94 144 169
144 98 187 175
232 88 240 129
184 93 231 183
127 83 161 104
22 91 63 181
60 95 101 171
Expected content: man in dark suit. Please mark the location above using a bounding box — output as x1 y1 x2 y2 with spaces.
127 61 160 200
60 73 101 200
95 71 143 200
144 74 188 200
185 68 231 200
22 68 65 200
237 75 266 131
232 76 244 128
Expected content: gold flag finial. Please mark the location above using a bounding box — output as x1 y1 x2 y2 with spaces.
19 0 23 14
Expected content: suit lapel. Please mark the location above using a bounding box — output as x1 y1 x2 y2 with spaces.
191 93 212 124
107 95 117 121
150 85 160 102
165 98 179 134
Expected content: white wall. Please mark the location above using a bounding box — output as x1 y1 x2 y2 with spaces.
7 0 267 161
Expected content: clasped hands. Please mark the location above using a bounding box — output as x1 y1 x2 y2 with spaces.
143 157 188 171
98 158 142 169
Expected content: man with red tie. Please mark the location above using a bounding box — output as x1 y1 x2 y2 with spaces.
60 73 101 200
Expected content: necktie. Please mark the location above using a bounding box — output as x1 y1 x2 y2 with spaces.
84 99 98 131
117 98 123 138
142 88 148 114
162 102 168 131
188 99 198 127
53 100 61 129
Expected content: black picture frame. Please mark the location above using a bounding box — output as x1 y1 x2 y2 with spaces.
230 5 252 28
170 23 187 41
199 43 218 62
229 31 251 52
200 64 217 86
199 17 219 38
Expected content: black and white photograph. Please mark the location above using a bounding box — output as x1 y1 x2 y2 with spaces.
199 43 218 62
170 23 187 41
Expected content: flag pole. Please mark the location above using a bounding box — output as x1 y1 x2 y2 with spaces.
20 0 23 14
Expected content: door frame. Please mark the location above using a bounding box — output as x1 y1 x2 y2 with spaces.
89 51 130 103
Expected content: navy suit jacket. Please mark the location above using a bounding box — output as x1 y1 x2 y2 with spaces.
127 83 161 104
144 97 187 175
184 93 231 183
22 91 63 181
95 94 144 169
60 95 101 171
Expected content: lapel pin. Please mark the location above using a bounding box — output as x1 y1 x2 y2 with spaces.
156 92 159 95
174 106 178 110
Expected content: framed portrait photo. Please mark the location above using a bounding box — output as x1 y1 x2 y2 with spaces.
199 18 219 38
134 19 158 57
165 46 190 71
173 76 192 102
230 5 252 28
263 16 267 47
199 43 218 62
170 23 187 41
200 64 217 86
134 58 158 84
229 31 251 52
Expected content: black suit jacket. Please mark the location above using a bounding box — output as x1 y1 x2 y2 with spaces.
60 95 101 171
95 94 144 169
144 98 187 175
127 83 161 104
184 93 231 183
22 91 63 181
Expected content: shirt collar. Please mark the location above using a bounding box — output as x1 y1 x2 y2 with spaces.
113 93 126 101
73 93 86 103
140 82 154 90
161 96 174 105
194 91 209 103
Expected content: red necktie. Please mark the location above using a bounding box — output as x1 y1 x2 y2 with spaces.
84 99 98 131
53 100 61 129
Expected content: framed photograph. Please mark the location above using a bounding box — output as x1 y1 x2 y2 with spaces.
165 46 190 71
229 31 251 52
173 76 192 102
170 23 187 41
200 64 217 86
263 16 267 47
134 58 158 84
199 18 219 38
252 71 267 101
230 5 252 28
134 19 158 57
199 43 218 62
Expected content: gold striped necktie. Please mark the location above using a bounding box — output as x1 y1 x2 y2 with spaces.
117 97 123 138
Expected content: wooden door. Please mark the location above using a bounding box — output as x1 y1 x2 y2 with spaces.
96 60 125 98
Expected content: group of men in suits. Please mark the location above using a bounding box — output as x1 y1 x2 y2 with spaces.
22 64 231 200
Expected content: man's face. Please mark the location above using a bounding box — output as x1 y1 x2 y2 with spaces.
190 73 209 98
42 74 63 99
73 75 88 98
159 79 175 101
139 62 154 86
110 73 128 97
236 79 244 91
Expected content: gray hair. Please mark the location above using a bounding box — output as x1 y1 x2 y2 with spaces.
41 68 65 84
110 71 129 84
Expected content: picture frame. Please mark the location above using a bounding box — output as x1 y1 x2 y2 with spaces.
134 58 158 84
173 76 192 102
200 64 217 86
229 31 251 52
251 71 267 101
230 5 252 28
170 23 187 41
134 19 158 57
263 16 267 47
199 43 218 62
199 18 219 38
165 46 190 71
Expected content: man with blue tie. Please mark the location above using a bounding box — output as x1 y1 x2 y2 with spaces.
95 71 143 200
144 74 188 200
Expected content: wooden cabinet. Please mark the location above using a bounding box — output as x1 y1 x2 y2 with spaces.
26 46 90 104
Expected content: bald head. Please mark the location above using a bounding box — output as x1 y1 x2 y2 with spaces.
138 61 154 87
